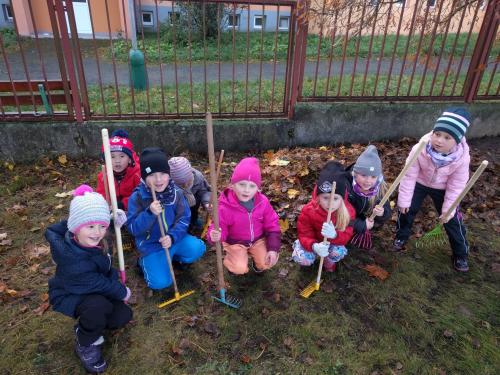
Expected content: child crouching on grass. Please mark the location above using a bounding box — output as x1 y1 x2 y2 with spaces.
207 157 281 274
45 185 132 374
127 148 206 289
395 107 472 272
168 156 212 230
96 129 141 211
293 161 355 272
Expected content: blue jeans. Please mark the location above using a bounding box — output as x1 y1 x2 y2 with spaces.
139 234 206 290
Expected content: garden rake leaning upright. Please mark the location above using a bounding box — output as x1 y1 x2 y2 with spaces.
150 187 195 308
416 160 489 249
351 139 427 249
300 181 337 299
206 112 242 309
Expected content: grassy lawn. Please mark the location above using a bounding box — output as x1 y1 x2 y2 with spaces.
107 32 498 64
0 139 498 374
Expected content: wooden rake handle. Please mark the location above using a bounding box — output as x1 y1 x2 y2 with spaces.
369 138 426 221
150 187 180 295
206 112 226 291
316 181 337 285
441 160 489 221
101 129 126 283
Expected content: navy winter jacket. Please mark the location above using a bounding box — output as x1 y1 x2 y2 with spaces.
45 221 127 318
126 181 191 258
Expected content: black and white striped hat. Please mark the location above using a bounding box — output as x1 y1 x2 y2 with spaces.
433 107 471 144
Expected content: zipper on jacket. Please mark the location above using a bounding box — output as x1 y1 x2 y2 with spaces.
248 212 254 244
430 165 438 183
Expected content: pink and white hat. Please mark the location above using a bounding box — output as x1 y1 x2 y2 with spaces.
168 157 193 185
68 185 110 234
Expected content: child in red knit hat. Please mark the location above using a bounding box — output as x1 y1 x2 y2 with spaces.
207 157 281 274
96 129 141 210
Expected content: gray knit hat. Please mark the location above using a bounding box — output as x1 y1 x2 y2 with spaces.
433 107 471 145
353 145 382 176
168 157 193 185
68 184 110 234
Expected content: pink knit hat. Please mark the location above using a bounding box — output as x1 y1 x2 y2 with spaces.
230 157 262 187
168 157 193 185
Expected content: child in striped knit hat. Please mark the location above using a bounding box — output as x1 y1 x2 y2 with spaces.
168 156 211 230
395 107 472 272
45 185 131 373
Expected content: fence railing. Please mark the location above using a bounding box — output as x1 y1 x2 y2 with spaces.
0 0 498 123
291 0 499 106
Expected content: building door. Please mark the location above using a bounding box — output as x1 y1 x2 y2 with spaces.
65 0 92 35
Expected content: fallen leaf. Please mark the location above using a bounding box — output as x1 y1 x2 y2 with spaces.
29 227 41 232
240 354 251 364
443 329 453 338
319 146 328 151
396 362 403 370
172 346 184 356
0 239 12 246
26 244 50 259
41 293 49 302
54 204 64 210
29 264 40 273
184 315 199 327
40 267 53 275
481 321 491 330
287 189 300 199
0 233 7 240
55 191 72 198
278 268 289 278
203 322 220 337
362 264 389 280
279 218 289 233
57 155 67 165
283 336 294 349
269 158 290 166
33 302 50 316
6 288 17 297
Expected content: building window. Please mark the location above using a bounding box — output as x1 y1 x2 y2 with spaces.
142 11 154 27
278 16 289 30
254 15 266 29
369 0 380 6
2 4 13 22
395 0 405 7
427 0 436 7
227 14 240 28
480 0 487 9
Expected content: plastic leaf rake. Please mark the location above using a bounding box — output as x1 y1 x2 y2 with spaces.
416 160 488 249
206 112 241 309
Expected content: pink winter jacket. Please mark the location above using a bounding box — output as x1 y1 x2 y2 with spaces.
206 188 281 252
398 132 470 217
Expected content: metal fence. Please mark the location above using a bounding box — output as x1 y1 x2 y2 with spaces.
0 0 498 123
291 0 500 106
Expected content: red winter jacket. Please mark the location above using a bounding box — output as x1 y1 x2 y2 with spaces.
297 186 356 251
96 158 141 210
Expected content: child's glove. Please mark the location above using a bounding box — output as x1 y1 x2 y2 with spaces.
123 287 131 302
372 205 384 217
114 209 128 228
312 242 329 257
321 222 337 239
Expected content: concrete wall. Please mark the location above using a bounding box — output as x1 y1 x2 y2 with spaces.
0 102 498 162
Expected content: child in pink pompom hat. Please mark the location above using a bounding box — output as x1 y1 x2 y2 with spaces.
207 157 281 275
168 156 211 230
45 184 131 374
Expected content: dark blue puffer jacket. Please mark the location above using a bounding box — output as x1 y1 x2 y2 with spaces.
126 181 191 258
45 221 127 318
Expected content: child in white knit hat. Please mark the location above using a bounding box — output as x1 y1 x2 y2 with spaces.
45 185 131 374
168 156 212 229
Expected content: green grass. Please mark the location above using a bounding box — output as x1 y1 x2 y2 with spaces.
0 145 498 374
108 32 499 64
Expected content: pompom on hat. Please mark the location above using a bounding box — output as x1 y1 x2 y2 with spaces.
168 157 193 186
67 184 110 234
230 157 262 188
433 107 471 145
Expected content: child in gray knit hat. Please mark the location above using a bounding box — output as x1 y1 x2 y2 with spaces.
345 145 392 248
168 156 212 230
45 185 131 374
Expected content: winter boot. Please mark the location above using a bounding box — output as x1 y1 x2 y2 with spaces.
453 256 469 272
74 334 107 373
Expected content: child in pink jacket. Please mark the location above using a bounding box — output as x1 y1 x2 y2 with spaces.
394 107 472 272
208 157 281 274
